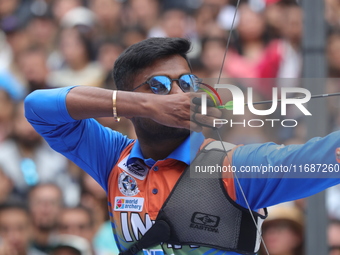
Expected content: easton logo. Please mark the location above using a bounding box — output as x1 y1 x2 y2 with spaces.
128 163 147 172
190 212 220 233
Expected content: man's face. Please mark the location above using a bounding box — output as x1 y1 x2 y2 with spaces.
58 209 93 242
131 54 192 140
328 223 340 255
0 209 32 255
29 185 63 230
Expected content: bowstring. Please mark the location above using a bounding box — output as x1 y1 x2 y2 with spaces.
213 1 270 255
216 0 241 85
215 131 270 255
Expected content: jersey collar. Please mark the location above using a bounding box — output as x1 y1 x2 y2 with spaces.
127 132 205 167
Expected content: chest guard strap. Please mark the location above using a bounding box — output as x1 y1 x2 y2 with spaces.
120 141 267 255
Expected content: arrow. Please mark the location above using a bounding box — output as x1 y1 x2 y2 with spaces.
216 92 340 110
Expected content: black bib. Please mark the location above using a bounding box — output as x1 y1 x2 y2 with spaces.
120 141 267 255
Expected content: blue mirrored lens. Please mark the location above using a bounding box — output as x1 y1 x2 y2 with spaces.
179 74 200 92
149 76 171 94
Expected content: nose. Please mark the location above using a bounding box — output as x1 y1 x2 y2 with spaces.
170 80 185 94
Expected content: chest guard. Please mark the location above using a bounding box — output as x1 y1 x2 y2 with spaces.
120 141 267 255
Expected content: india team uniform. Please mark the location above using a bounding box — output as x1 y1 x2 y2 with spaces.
25 86 340 255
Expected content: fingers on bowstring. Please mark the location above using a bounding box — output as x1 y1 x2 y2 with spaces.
201 106 223 119
190 96 224 129
191 96 215 107
191 112 219 129
190 103 223 121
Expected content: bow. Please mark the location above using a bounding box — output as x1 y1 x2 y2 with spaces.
211 2 271 254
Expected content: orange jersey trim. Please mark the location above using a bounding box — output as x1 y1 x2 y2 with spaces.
107 139 237 220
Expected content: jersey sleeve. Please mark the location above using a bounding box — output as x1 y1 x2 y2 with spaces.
24 87 133 193
232 131 340 210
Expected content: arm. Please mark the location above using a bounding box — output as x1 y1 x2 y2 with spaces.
25 86 134 192
66 86 221 131
232 131 340 210
65 86 198 130
24 86 211 190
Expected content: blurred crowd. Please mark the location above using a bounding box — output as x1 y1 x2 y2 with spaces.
1 0 340 254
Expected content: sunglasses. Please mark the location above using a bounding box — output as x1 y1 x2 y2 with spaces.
132 74 201 95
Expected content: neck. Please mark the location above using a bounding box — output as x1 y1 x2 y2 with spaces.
137 135 188 161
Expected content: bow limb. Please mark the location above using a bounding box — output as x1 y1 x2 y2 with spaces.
212 1 271 254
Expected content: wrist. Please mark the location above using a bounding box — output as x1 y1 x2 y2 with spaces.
115 91 155 119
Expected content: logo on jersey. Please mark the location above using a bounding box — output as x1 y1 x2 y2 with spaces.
118 156 148 180
118 172 140 196
190 212 220 233
336 148 340 163
127 160 148 180
114 197 144 212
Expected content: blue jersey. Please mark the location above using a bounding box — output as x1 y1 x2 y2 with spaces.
25 86 340 255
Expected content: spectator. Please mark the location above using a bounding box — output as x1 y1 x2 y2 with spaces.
57 206 118 255
194 4 219 39
325 0 340 29
200 37 228 78
125 0 160 33
0 167 15 204
0 89 14 142
223 3 268 79
0 101 76 206
89 0 123 39
0 30 13 71
328 219 340 255
57 207 94 247
96 39 124 89
79 173 120 254
51 0 82 24
49 234 92 255
28 184 64 254
1 15 33 76
47 27 105 87
80 173 108 234
17 46 51 93
0 201 47 255
263 1 285 39
327 184 340 220
216 0 240 31
26 13 58 54
260 205 304 255
258 4 303 80
201 0 229 22
327 31 340 78
0 0 33 24
0 0 19 19
120 26 147 48
149 8 192 38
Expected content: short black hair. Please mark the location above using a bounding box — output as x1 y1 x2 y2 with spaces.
112 37 192 91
